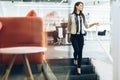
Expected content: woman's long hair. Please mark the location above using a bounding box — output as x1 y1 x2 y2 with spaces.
72 2 86 24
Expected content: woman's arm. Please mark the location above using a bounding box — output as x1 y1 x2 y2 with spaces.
89 22 99 28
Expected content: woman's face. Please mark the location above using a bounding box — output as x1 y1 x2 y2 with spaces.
76 3 83 11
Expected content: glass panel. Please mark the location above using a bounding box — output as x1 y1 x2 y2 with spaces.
0 0 112 80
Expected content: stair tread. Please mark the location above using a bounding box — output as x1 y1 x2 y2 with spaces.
55 73 98 80
50 65 95 74
46 58 91 66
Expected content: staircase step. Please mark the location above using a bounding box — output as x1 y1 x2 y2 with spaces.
52 73 98 80
70 65 95 74
50 65 95 75
68 74 99 80
46 58 91 66
55 74 98 80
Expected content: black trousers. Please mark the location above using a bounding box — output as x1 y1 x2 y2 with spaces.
70 34 84 68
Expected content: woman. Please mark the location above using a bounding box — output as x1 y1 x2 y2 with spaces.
67 1 99 74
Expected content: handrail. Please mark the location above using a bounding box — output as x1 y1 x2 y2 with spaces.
95 26 113 63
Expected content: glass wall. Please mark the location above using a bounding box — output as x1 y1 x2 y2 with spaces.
0 1 112 80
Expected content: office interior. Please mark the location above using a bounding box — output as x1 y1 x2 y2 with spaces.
0 0 120 80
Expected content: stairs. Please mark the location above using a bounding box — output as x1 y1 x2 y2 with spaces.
42 58 99 80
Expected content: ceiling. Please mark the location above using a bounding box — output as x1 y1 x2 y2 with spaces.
0 0 67 2
0 0 110 6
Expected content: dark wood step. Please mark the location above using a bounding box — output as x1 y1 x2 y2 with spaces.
46 58 91 66
56 74 99 80
50 65 95 75
69 74 99 80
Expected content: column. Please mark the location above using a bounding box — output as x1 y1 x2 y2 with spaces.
111 1 120 80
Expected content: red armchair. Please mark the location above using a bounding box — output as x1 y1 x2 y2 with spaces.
0 16 46 65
